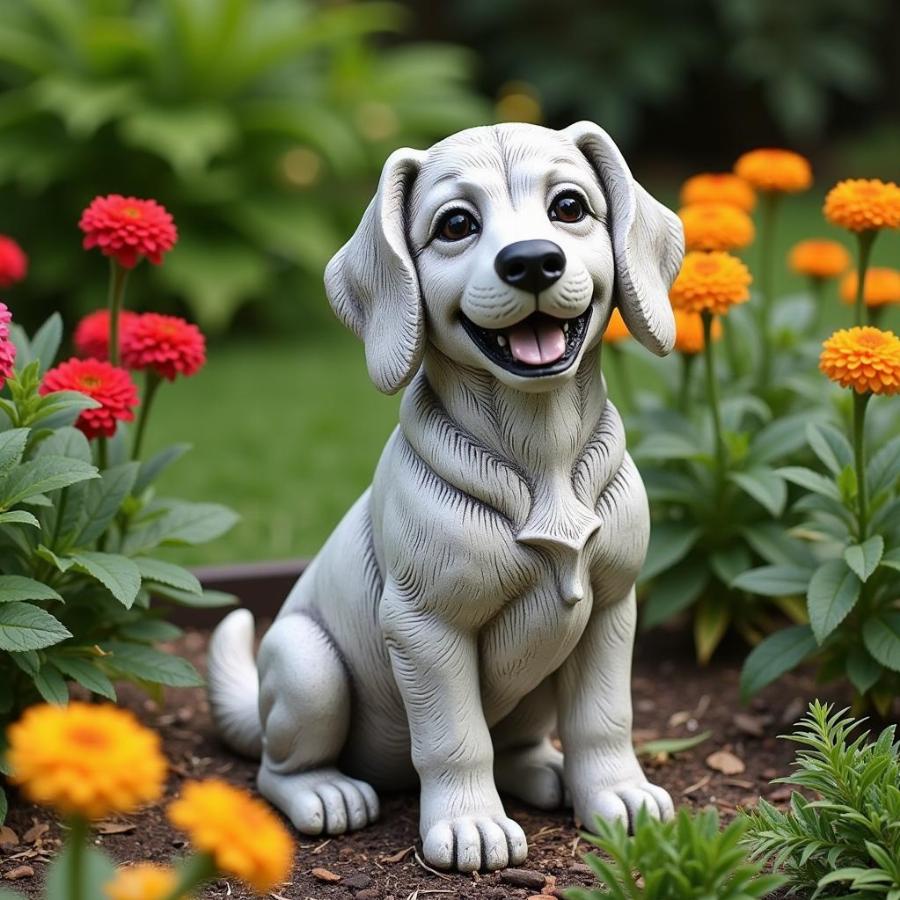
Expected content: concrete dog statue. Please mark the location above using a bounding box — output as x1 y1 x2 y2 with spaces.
208 121 684 873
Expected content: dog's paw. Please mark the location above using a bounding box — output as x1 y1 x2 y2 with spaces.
495 740 570 810
575 780 674 833
423 815 527 872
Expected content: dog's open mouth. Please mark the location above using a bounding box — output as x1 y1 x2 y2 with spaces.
461 307 593 377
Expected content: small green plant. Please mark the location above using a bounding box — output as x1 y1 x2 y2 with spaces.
566 806 785 900
744 700 900 898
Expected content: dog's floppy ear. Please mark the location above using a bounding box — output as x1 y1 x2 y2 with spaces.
325 147 427 393
563 121 683 355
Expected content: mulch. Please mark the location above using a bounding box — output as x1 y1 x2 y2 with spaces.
2 624 846 899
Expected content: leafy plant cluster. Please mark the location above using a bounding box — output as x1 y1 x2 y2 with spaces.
0 317 236 823
566 805 784 900
745 701 900 898
0 0 489 332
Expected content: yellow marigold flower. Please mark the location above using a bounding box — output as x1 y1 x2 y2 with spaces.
839 267 900 307
105 863 182 900
823 178 900 233
788 239 851 280
820 327 900 395
679 202 755 251
603 308 630 343
167 780 293 893
734 148 812 193
673 309 722 354
7 703 166 820
669 251 752 316
680 172 756 213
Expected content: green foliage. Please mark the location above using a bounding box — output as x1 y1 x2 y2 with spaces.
567 806 784 899
0 318 236 823
744 701 900 898
0 0 490 332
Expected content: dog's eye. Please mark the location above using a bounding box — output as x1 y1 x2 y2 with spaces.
436 210 479 242
549 193 586 224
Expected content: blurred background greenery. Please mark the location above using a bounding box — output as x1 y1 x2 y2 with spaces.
1 0 897 563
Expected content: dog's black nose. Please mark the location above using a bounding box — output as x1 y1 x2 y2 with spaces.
494 240 566 294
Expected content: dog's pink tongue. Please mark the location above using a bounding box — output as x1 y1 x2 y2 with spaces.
508 319 566 365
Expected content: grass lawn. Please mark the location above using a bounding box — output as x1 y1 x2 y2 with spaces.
148 193 899 565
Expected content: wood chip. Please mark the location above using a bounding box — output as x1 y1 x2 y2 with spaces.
381 845 414 864
21 823 48 844
0 827 19 850
311 867 342 883
500 868 547 890
733 713 765 737
680 773 711 796
95 822 135 835
705 749 746 775
3 865 33 880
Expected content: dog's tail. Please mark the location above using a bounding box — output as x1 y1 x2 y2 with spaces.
207 609 263 758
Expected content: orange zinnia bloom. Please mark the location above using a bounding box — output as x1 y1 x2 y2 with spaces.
679 203 755 252
603 308 631 343
669 251 752 316
734 149 812 194
680 173 756 213
819 326 900 395
839 267 900 308
788 240 851 280
824 178 900 233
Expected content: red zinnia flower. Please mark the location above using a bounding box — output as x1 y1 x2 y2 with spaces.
73 309 139 360
40 358 139 439
0 237 27 287
79 195 177 269
0 303 16 388
121 313 206 381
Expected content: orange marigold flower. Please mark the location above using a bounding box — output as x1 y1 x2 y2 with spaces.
673 309 722 354
839 267 900 308
669 251 752 316
788 239 851 280
734 149 812 193
7 703 166 820
602 308 630 343
0 303 15 389
679 203 755 251
167 780 293 893
819 326 900 395
79 195 177 269
121 313 206 381
823 178 900 233
74 309 140 361
0 235 27 287
680 173 756 213
105 864 183 900
40 358 139 439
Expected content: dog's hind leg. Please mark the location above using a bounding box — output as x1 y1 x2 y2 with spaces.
256 613 379 835
492 678 569 810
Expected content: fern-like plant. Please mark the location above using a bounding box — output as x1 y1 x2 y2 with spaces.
566 806 784 900
744 700 900 897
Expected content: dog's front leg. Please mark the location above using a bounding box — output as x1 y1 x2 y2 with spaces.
557 587 674 831
381 593 527 872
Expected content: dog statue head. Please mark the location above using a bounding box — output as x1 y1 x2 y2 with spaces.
325 122 684 394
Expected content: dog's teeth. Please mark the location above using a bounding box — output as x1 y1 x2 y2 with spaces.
497 335 507 347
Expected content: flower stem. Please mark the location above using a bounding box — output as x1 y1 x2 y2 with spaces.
852 390 871 541
854 230 876 327
607 344 635 412
809 276 826 333
757 191 780 387
702 312 726 482
67 816 89 900
678 352 696 413
159 852 218 900
106 261 129 366
97 436 108 470
132 371 162 460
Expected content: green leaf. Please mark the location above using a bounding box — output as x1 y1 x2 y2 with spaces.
694 596 730 664
742 523 815 567
71 552 141 609
862 613 900 672
134 557 201 595
0 602 71 651
102 641 203 687
0 510 40 528
731 565 812 597
10 650 40 678
133 443 190 495
846 646 882 695
75 462 138 545
632 432 706 462
46 840 115 900
118 619 183 642
806 422 853 476
153 587 237 608
29 312 62 374
880 547 900 573
729 467 786 517
641 558 708 628
867 434 900 498
751 414 812 463
844 535 883 582
0 455 98 507
639 524 702 582
740 625 817 700
33 665 68 704
777 466 841 501
807 560 861 643
124 501 238 553
50 656 116 701
636 730 712 756
709 544 752 586
35 425 92 464
0 429 29 475
0 788 6 827
0 575 62 604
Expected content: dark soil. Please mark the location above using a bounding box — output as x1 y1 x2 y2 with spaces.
2 625 847 900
